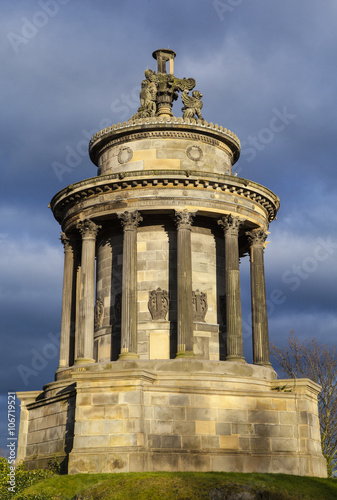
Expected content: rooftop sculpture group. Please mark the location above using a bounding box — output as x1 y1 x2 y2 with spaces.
132 48 204 120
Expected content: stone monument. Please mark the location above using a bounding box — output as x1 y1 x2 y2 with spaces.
17 50 327 477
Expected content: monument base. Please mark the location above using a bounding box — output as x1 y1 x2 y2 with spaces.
17 360 327 477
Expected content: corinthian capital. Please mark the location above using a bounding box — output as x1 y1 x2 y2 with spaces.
60 232 72 251
246 228 268 247
218 214 243 235
174 210 195 229
76 219 101 239
118 210 143 230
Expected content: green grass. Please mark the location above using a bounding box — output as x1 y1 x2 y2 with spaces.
12 471 337 500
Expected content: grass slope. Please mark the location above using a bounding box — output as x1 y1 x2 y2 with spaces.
14 472 337 500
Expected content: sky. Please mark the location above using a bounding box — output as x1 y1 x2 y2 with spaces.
1 0 336 451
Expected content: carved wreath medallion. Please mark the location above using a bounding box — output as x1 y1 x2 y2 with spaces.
117 146 133 164
186 145 203 161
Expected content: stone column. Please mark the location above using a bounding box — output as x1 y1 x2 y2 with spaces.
247 228 271 366
75 219 101 364
218 215 245 361
118 211 142 359
175 210 196 358
57 233 75 370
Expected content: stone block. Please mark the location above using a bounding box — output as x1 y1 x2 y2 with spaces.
148 434 162 448
178 453 211 471
150 394 168 405
270 456 300 475
232 423 255 435
254 423 294 438
181 436 201 449
151 420 173 434
215 422 231 435
218 409 248 423
122 391 142 404
279 411 298 425
74 435 108 449
154 406 186 421
186 407 215 421
219 435 239 450
211 454 243 472
161 435 182 449
77 394 92 406
248 410 279 424
172 421 195 435
271 438 298 453
150 331 170 359
201 436 220 449
92 393 119 405
110 434 137 447
195 421 215 435
148 452 179 471
103 420 124 434
169 394 191 406
250 437 271 452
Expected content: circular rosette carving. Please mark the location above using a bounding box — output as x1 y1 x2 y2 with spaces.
118 147 133 164
186 145 203 162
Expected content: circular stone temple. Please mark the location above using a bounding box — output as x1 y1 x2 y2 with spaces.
17 50 327 477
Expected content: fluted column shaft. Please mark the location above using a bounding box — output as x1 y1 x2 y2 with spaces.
118 211 142 359
75 219 101 364
57 233 74 369
218 215 244 361
247 229 271 365
175 211 195 357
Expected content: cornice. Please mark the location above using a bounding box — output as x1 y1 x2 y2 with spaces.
88 117 241 166
50 171 280 225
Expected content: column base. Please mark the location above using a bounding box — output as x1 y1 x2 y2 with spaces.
56 364 69 373
225 355 246 362
74 357 96 365
176 350 196 359
254 361 272 367
118 352 140 360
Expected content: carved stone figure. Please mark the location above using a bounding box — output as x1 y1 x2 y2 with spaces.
192 290 208 322
148 288 169 320
94 298 104 330
181 89 204 120
132 51 203 119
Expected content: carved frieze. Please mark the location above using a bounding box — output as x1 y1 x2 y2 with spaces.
148 288 169 320
94 298 104 330
192 290 208 322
